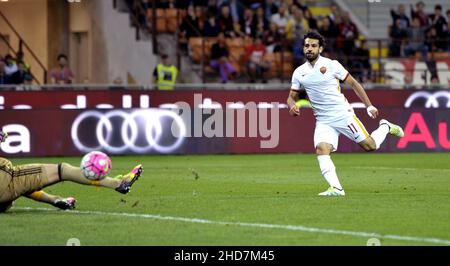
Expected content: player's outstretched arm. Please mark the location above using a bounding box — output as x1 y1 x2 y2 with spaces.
287 90 300 116
344 74 379 119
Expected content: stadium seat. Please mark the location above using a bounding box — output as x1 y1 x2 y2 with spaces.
147 8 167 33
274 52 294 77
263 53 278 78
309 7 331 17
369 47 388 58
166 8 179 33
226 37 244 48
230 47 245 63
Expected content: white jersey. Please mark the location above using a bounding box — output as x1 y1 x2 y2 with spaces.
291 55 353 123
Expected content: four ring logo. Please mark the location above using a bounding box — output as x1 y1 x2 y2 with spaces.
71 109 186 154
404 91 450 108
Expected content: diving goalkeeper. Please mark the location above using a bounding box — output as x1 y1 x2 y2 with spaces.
0 131 142 213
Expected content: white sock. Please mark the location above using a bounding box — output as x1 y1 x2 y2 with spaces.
317 155 343 190
371 124 390 150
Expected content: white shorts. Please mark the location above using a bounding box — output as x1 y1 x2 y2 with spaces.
314 114 370 152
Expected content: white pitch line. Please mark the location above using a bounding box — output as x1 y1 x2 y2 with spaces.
352 166 450 172
13 207 450 245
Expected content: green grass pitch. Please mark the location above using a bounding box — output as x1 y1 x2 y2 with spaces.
1 153 449 246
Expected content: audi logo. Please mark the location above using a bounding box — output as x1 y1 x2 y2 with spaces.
405 91 450 108
71 109 186 154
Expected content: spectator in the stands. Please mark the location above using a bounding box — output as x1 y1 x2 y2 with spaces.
209 32 237 83
233 21 247 38
15 51 30 71
271 4 290 35
191 0 208 7
252 6 269 37
217 0 229 7
352 39 371 83
195 6 206 34
304 8 317 30
446 10 450 52
180 5 200 37
390 4 410 30
179 5 200 51
404 17 428 60
174 0 189 8
204 13 221 37
245 36 270 83
337 11 358 58
286 5 308 64
428 5 447 50
240 7 255 37
168 0 176 8
264 0 279 21
217 4 235 37
389 19 408 57
49 53 75 84
153 54 178 90
206 0 219 17
425 27 442 54
318 16 338 56
3 55 18 76
0 60 11 85
293 0 308 12
229 0 245 23
263 22 282 53
10 61 32 85
410 1 428 27
155 0 169 8
327 3 341 26
285 0 296 15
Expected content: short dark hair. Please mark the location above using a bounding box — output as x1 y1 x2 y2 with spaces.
57 53 68 61
161 54 168 59
435 4 442 11
302 30 325 47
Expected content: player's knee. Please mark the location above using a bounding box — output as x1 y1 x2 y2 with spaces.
316 143 332 155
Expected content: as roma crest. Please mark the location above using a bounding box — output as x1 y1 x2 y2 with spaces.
320 67 327 74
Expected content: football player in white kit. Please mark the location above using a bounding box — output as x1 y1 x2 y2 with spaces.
287 31 404 196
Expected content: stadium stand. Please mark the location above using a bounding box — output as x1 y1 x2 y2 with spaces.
2 0 449 86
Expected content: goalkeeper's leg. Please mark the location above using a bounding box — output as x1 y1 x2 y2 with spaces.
49 163 143 194
56 163 121 189
26 190 76 210
2 161 143 206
